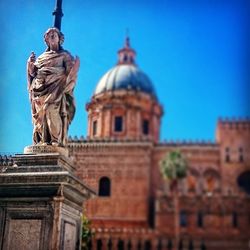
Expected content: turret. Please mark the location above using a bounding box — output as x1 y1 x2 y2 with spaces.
216 118 250 164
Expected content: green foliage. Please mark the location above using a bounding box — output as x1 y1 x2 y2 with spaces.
160 150 188 181
81 214 93 250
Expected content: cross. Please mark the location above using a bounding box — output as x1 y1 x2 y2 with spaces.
52 0 63 31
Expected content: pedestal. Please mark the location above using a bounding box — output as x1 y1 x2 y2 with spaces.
0 150 95 250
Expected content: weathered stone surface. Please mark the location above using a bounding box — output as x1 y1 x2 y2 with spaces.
12 152 75 172
0 153 95 250
62 221 77 250
24 145 69 157
8 219 42 250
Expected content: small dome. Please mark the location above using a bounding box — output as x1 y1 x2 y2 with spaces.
94 64 157 98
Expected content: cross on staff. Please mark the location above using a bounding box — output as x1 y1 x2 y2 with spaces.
52 0 63 31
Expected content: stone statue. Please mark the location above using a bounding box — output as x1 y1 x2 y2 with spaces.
27 27 80 147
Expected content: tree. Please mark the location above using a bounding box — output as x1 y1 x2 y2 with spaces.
160 150 188 250
160 150 187 186
81 214 93 250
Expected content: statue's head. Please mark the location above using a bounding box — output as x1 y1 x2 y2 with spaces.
44 27 64 50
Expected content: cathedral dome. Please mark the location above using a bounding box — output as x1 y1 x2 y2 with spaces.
86 36 163 143
93 36 157 99
94 64 156 97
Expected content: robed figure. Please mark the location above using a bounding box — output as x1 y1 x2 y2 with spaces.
27 27 80 146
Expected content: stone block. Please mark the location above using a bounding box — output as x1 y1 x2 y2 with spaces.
0 152 95 250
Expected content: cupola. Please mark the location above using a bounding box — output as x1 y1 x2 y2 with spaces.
117 36 136 65
86 36 163 142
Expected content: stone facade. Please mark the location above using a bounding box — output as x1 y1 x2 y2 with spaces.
86 91 162 143
67 38 250 249
68 119 250 250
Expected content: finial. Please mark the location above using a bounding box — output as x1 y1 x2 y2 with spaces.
125 28 130 48
53 0 64 31
117 29 136 65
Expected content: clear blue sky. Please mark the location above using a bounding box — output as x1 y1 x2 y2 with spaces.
0 0 249 153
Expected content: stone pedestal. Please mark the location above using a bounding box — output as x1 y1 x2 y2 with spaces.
0 151 95 250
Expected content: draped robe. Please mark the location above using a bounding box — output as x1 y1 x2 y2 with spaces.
28 49 79 145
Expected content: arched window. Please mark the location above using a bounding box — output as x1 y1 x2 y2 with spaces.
142 119 149 135
157 239 162 250
87 239 92 250
188 239 194 250
93 120 97 136
180 211 188 227
178 239 183 250
148 196 155 228
144 240 151 250
237 171 250 195
107 238 112 250
167 239 173 250
97 239 102 250
238 147 244 163
117 239 124 250
137 240 142 250
127 240 132 250
200 240 206 250
232 211 238 228
197 211 204 228
123 54 128 62
98 177 111 196
114 116 123 132
225 147 230 163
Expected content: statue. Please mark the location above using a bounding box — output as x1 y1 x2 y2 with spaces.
27 27 80 147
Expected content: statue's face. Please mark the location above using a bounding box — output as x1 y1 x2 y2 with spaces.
47 30 60 49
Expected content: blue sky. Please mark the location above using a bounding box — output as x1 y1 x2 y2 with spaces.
0 0 249 153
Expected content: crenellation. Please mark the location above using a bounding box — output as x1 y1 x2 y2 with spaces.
217 118 250 131
157 139 217 147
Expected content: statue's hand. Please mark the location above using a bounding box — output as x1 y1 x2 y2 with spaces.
27 52 36 76
28 51 36 62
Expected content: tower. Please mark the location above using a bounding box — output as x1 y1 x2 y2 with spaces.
86 36 163 143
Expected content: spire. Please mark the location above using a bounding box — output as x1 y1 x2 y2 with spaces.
53 0 64 31
125 28 130 48
117 32 136 65
125 36 130 48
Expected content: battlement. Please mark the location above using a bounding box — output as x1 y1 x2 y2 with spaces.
217 117 250 130
67 135 154 148
67 136 218 149
216 117 250 143
157 139 217 147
